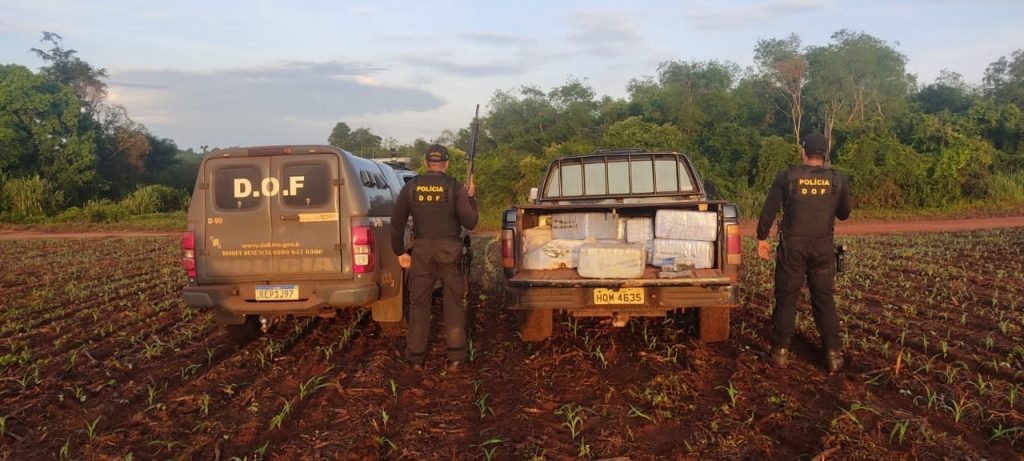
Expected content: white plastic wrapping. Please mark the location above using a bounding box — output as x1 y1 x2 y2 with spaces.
522 226 553 250
551 213 619 240
522 239 588 270
577 242 647 279
654 210 718 241
625 217 654 264
652 238 715 269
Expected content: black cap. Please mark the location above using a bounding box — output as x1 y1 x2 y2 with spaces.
425 144 449 162
801 133 829 156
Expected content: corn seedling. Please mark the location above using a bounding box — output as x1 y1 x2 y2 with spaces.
199 393 210 417
379 408 390 429
890 419 910 445
476 393 495 419
59 438 71 461
942 395 977 424
389 378 399 404
476 437 503 461
0 415 6 438
269 398 293 430
990 424 1023 441
716 381 739 408
1008 383 1020 408
84 416 101 442
577 436 591 457
592 345 607 369
468 338 477 362
627 404 655 424
555 403 588 439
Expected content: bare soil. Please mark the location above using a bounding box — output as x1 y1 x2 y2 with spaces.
0 218 1022 460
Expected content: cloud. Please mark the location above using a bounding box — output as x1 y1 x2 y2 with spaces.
684 0 833 30
563 9 647 58
397 54 525 78
461 31 531 47
108 60 443 149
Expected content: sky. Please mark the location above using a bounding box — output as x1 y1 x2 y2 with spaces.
2 0 1022 152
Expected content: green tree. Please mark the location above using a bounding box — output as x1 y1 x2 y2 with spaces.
754 33 807 144
983 49 1024 110
328 122 383 157
31 32 108 116
804 30 913 146
0 64 98 205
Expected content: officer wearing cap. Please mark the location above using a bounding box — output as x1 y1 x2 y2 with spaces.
390 144 478 371
756 133 852 373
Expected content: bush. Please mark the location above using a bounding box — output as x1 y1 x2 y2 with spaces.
83 199 129 223
120 184 186 215
986 171 1024 203
0 174 64 222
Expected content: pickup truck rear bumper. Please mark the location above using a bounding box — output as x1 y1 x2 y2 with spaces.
505 283 738 312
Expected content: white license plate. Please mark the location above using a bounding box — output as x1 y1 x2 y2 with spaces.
255 284 299 301
593 288 645 305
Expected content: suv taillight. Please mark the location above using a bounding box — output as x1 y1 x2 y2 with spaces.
726 224 741 265
501 229 515 268
352 226 375 273
181 232 196 278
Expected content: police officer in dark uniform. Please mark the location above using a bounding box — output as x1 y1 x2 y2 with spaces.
756 133 852 373
390 144 478 371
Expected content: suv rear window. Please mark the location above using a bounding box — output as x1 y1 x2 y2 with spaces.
282 163 329 207
214 166 261 210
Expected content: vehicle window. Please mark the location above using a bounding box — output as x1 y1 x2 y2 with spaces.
607 159 630 195
654 158 678 193
560 162 583 196
282 162 329 207
678 161 695 192
214 166 262 210
544 167 561 197
584 160 607 195
630 158 654 194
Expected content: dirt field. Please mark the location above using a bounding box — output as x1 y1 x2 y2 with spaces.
0 221 1022 460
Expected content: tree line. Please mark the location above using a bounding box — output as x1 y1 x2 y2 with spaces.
3 31 1023 225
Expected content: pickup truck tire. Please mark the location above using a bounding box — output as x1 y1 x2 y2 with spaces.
225 315 261 342
518 309 553 342
698 306 730 342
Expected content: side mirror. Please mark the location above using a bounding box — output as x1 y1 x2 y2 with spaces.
528 187 539 202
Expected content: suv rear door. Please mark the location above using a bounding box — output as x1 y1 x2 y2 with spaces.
202 152 342 279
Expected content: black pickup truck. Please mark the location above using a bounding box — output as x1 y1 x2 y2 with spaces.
500 150 741 342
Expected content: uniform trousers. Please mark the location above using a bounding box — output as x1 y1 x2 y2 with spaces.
771 235 841 351
405 238 467 363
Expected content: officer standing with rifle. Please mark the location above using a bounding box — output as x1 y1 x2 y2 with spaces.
390 108 479 372
756 132 852 373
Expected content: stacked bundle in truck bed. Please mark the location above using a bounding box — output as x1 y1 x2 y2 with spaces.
577 242 647 278
551 212 619 240
652 210 718 269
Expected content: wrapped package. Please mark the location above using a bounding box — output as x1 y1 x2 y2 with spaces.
522 239 587 270
652 238 715 269
654 210 718 241
625 217 654 264
522 225 553 250
551 213 619 240
577 242 646 279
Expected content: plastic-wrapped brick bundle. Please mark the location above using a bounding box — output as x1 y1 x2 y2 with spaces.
625 217 654 264
551 213 619 240
522 239 588 270
577 242 647 278
652 239 715 269
654 210 718 241
522 225 553 250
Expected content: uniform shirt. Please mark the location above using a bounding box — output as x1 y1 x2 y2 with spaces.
756 164 852 240
390 171 478 255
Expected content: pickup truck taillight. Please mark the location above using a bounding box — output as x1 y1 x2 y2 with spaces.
726 223 741 265
351 226 375 273
501 229 515 269
181 231 196 279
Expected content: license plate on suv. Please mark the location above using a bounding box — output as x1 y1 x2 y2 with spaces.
593 288 645 305
255 284 299 301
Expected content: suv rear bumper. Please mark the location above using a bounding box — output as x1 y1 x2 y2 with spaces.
183 281 380 317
